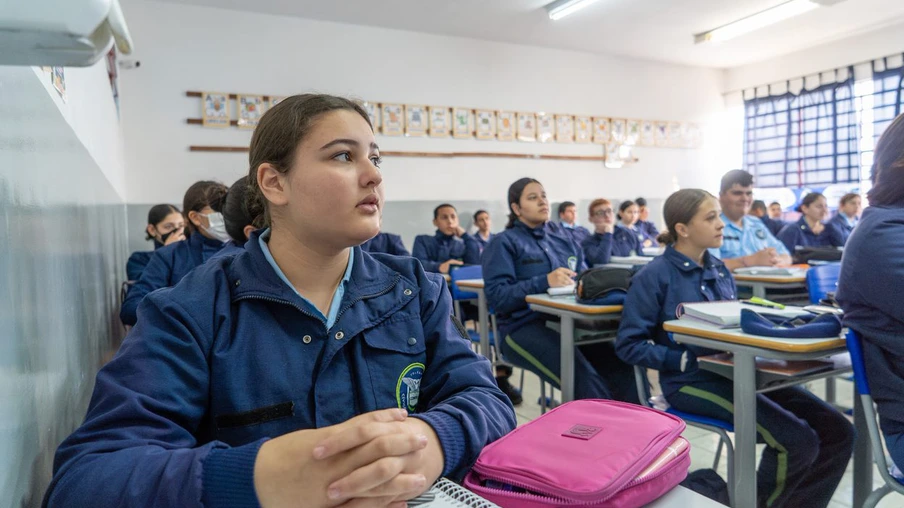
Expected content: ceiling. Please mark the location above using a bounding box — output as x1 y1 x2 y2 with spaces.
153 0 904 68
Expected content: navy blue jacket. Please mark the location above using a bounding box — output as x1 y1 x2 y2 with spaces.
613 225 643 257
828 213 856 244
551 222 590 247
776 217 845 253
637 220 660 247
582 232 615 266
210 240 245 259
120 233 225 326
361 232 410 257
615 246 736 397
412 231 480 272
45 231 515 508
758 216 785 237
473 232 495 255
483 220 586 337
125 241 164 281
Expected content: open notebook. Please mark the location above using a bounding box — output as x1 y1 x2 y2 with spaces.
547 284 575 296
410 478 500 508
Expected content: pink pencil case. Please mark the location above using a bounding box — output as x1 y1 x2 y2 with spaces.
463 400 690 507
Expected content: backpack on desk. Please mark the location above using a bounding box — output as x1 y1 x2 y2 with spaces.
575 267 633 306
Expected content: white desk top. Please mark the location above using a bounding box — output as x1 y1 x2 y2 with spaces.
664 319 845 353
646 485 726 507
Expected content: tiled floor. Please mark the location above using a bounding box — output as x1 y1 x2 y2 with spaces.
509 368 902 507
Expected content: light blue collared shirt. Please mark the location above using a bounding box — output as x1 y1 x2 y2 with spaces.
259 228 354 329
708 214 790 260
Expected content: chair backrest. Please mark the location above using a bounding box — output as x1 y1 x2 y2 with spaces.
806 263 841 304
449 265 482 301
845 329 871 397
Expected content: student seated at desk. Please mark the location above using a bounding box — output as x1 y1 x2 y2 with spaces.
125 204 185 281
635 197 660 247
361 232 410 257
554 201 591 245
581 198 618 265
776 192 845 253
616 188 853 508
120 180 229 326
838 112 904 474
472 209 494 255
710 170 792 271
614 200 645 255
483 178 637 403
46 94 515 508
211 176 257 259
750 199 784 237
827 192 861 244
413 204 479 273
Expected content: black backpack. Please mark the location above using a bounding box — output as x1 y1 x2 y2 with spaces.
575 266 633 305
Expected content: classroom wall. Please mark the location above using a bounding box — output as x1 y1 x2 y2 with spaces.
0 64 128 507
118 0 733 253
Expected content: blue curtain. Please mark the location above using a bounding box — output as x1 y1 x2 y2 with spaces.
871 62 904 143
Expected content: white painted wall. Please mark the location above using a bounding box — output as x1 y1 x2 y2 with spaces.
118 0 732 211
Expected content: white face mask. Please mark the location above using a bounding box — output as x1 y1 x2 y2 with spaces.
202 212 231 243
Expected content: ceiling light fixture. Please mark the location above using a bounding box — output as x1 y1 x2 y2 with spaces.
694 0 843 44
546 0 603 21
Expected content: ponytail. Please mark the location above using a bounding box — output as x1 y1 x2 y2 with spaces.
505 177 540 229
660 189 714 245
657 230 676 245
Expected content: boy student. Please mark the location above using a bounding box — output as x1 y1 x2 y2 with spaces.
555 201 591 246
750 199 784 236
412 204 480 273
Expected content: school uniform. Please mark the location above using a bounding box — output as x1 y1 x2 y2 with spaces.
581 232 615 266
45 230 515 508
482 220 637 403
360 232 410 257
758 216 786 237
617 246 853 508
637 220 660 247
120 232 225 326
473 231 494 255
412 230 480 273
776 217 845 254
837 205 904 470
125 240 164 281
210 240 245 259
556 222 591 246
613 224 643 256
827 213 858 244
709 214 790 260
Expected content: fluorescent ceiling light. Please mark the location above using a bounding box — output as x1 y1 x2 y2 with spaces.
546 0 602 21
695 0 821 44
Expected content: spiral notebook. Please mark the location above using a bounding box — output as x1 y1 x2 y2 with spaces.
410 478 500 508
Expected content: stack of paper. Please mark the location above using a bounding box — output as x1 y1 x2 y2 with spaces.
678 301 808 328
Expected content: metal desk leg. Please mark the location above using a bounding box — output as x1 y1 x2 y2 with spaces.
853 394 873 508
476 290 490 360
752 284 766 299
560 315 575 403
734 352 757 508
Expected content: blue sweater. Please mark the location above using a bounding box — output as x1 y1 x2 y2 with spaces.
412 231 480 272
360 232 410 257
483 220 586 337
120 233 224 325
637 220 660 247
615 246 736 397
613 225 643 256
776 217 844 253
44 231 515 508
125 241 164 281
827 213 857 244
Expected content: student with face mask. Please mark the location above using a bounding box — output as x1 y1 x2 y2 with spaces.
119 180 228 326
412 204 480 273
46 94 513 508
125 204 185 281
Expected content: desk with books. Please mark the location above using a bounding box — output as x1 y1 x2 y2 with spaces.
663 319 871 508
732 268 808 300
525 294 622 403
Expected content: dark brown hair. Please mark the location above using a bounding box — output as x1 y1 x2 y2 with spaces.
796 192 824 213
223 176 254 244
869 112 904 207
720 169 754 194
506 177 542 229
657 189 715 245
182 180 228 235
839 193 860 207
617 200 636 221
246 94 372 228
145 204 180 241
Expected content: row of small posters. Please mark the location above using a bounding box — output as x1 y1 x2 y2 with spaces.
199 92 702 148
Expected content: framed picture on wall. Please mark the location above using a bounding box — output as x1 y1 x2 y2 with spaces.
382 104 404 136
625 119 641 146
667 121 682 147
269 96 285 109
592 117 610 145
429 106 450 137
574 116 592 143
640 120 655 146
654 121 669 147
687 123 703 148
556 115 574 143
405 105 428 136
237 95 265 130
537 113 555 143
610 118 626 143
517 112 537 142
202 92 230 128
497 111 516 141
452 107 474 139
51 67 66 102
361 101 381 132
476 110 496 140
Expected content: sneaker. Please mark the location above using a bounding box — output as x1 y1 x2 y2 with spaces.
496 376 523 406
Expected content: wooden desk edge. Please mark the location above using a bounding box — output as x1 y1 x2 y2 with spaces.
456 280 485 289
664 322 845 352
733 275 807 283
526 295 622 314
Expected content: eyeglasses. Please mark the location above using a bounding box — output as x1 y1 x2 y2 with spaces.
591 209 614 217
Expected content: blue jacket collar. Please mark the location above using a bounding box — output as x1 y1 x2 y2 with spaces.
513 219 546 239
434 230 458 242
152 240 164 250
662 244 722 276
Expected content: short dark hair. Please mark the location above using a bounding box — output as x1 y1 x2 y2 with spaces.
506 177 542 229
769 201 781 207
223 177 254 244
870 112 904 207
635 197 648 208
145 204 180 240
558 201 576 216
617 199 636 220
720 169 754 194
839 193 860 207
473 209 488 222
751 200 767 213
183 180 228 235
433 203 456 219
796 192 825 213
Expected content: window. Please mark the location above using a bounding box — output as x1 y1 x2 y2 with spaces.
871 64 904 145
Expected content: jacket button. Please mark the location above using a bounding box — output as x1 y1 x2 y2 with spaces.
302 335 312 344
234 280 241 287
403 289 412 296
408 337 417 346
701 286 705 291
335 331 345 340
683 262 689 267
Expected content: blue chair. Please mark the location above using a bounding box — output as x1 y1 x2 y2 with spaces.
634 365 734 505
806 263 841 304
846 330 904 508
448 265 494 352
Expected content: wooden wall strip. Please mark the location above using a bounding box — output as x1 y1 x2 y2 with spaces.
188 146 606 161
186 91 274 100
